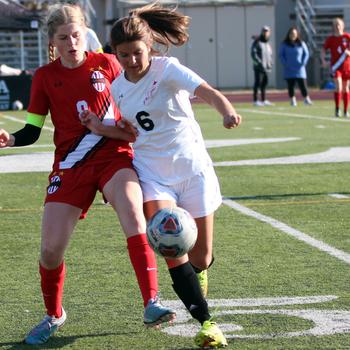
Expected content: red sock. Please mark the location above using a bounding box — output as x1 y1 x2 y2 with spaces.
343 92 349 113
127 234 158 307
40 262 65 318
334 92 341 109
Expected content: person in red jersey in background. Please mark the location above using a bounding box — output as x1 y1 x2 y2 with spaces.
0 3 175 345
321 17 350 117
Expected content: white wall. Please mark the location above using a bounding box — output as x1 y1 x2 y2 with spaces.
170 4 275 89
114 3 275 89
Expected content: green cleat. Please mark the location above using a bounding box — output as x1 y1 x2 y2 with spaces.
24 308 66 345
194 320 228 348
197 269 208 297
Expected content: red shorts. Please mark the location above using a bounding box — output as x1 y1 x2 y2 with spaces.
334 69 350 80
45 155 133 218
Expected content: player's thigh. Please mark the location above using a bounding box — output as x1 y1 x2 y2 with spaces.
140 178 177 220
41 202 82 265
102 168 146 237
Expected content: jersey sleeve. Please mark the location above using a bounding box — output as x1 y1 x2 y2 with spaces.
323 36 331 50
27 67 50 116
165 57 204 96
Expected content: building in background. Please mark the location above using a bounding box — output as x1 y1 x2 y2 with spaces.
2 0 350 89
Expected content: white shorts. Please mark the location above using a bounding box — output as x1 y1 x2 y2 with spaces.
140 166 222 218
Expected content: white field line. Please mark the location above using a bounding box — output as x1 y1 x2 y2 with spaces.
2 114 54 132
239 108 350 123
222 198 350 265
328 193 350 199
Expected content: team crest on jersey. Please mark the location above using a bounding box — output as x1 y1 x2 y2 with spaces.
91 70 106 92
47 175 61 194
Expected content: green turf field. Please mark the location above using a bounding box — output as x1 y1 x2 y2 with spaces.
1 100 350 349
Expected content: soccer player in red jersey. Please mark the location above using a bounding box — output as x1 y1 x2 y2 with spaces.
321 17 350 117
0 3 175 345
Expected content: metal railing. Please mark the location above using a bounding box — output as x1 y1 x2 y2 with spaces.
295 0 317 53
0 30 47 71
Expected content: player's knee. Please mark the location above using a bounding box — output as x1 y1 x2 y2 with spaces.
191 255 213 271
40 247 64 268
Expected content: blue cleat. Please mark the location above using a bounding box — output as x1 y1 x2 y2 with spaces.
24 308 66 345
144 295 176 328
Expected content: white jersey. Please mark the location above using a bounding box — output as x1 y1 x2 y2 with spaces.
85 28 103 52
111 56 213 185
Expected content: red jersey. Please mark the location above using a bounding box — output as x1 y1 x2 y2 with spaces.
323 33 350 71
28 52 133 170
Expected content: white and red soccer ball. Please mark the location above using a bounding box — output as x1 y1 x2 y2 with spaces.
146 207 198 259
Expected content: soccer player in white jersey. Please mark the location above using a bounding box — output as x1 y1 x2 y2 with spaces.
80 3 242 348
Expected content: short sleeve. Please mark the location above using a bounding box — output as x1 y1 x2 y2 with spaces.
27 68 49 116
323 37 330 50
164 57 204 96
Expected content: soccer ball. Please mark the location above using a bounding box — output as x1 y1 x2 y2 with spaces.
146 207 198 259
12 100 23 111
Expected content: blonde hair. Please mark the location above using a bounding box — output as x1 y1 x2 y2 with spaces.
46 3 86 62
110 2 190 54
333 17 345 32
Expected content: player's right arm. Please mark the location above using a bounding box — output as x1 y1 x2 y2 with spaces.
0 113 45 148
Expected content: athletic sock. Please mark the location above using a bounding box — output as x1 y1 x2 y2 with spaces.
127 234 158 307
343 92 349 113
334 92 341 109
40 261 65 318
169 262 210 324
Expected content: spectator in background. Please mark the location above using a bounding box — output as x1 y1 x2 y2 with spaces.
251 25 273 106
321 17 350 117
279 27 313 107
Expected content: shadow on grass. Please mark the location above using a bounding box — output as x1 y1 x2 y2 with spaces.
0 331 139 349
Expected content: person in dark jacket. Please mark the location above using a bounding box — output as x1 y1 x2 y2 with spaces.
279 27 312 106
251 26 273 106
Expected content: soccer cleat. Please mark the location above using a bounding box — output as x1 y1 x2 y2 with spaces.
304 97 313 105
263 100 274 106
290 97 297 107
194 320 228 348
335 108 341 117
253 101 264 107
344 111 349 118
24 308 66 345
197 270 208 297
144 295 176 328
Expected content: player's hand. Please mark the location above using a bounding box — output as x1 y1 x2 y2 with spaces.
79 110 102 134
223 114 242 129
345 49 350 56
117 119 139 138
0 129 14 148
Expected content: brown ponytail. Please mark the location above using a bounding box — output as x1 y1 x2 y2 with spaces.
110 2 190 54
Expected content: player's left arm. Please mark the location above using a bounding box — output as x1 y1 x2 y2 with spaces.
194 82 242 129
